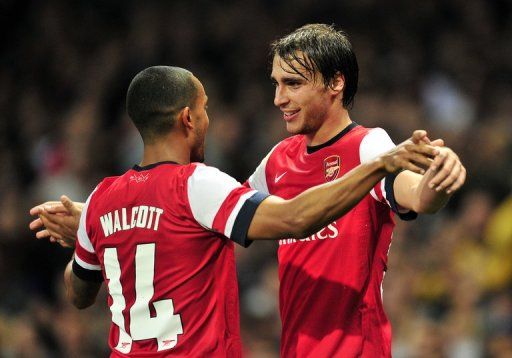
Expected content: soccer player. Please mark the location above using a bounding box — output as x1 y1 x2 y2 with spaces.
245 24 466 357
30 65 438 357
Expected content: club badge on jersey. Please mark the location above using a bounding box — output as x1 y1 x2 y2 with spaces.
324 155 341 182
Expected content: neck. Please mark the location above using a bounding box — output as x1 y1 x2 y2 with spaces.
139 134 190 167
305 107 352 146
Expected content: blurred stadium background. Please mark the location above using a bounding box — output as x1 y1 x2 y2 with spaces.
1 0 511 356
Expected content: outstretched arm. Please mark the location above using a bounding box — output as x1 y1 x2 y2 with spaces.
247 130 439 240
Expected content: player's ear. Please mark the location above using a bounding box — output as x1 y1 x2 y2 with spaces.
329 72 344 94
179 107 193 130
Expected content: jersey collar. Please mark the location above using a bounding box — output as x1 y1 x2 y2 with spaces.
306 122 358 154
132 161 180 171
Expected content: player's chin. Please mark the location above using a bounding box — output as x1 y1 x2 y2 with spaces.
285 121 304 135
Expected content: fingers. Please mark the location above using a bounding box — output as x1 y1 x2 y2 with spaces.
29 206 44 216
411 130 428 144
29 201 63 215
429 150 447 172
35 228 52 239
407 153 434 171
60 195 79 216
44 203 68 214
434 161 461 192
29 217 44 231
429 153 456 189
428 149 465 194
39 213 68 235
447 165 466 194
401 151 433 174
398 160 425 175
404 143 440 158
430 138 445 147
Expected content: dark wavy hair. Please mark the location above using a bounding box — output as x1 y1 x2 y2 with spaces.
270 24 359 109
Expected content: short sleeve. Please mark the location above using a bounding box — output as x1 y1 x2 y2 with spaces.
246 143 280 193
187 165 269 247
73 190 104 282
360 128 417 221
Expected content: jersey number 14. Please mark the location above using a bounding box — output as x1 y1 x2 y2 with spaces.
104 243 183 353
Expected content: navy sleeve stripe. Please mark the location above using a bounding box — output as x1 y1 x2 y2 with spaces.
230 191 270 247
384 172 418 221
72 260 104 282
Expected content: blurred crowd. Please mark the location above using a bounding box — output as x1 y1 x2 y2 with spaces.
1 0 511 356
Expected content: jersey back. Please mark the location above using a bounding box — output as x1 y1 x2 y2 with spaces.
74 161 266 357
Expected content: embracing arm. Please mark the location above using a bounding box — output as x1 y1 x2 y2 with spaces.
247 131 438 240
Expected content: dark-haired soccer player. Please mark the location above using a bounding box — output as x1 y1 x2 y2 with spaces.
30 65 438 357
246 24 466 357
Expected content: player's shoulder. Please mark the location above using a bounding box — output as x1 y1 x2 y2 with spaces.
187 162 239 186
347 123 373 140
92 175 122 199
346 124 391 145
268 134 304 157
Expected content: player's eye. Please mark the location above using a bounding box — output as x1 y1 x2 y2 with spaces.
285 80 301 87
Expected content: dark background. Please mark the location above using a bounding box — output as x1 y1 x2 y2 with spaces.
1 0 511 356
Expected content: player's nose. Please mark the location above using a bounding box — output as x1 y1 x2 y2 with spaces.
274 86 288 107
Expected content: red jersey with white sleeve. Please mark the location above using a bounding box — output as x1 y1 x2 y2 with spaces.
246 123 416 358
73 161 268 357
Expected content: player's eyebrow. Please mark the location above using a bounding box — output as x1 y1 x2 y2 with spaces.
282 75 305 83
270 74 304 83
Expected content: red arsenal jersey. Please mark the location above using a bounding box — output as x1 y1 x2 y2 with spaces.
73 161 267 357
247 123 416 358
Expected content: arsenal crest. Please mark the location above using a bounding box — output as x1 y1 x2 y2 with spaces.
324 155 341 182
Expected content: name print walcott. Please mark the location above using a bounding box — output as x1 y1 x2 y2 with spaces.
100 205 164 237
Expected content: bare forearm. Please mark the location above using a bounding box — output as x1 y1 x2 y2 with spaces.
285 159 387 237
411 169 451 213
64 256 101 309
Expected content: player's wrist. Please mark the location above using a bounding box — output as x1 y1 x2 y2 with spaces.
371 157 390 174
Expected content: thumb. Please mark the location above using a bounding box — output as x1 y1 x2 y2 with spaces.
61 195 80 216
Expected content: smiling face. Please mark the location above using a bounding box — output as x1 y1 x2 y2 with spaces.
271 54 342 136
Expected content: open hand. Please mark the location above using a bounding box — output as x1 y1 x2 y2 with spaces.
29 195 83 248
427 147 466 194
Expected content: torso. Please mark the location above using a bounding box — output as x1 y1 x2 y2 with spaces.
255 124 396 357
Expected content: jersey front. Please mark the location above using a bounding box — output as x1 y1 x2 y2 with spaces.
73 161 267 357
247 123 415 357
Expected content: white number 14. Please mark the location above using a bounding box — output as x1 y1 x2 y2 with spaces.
104 243 183 353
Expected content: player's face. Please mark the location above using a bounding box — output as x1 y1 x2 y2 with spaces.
271 54 333 135
190 77 209 163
